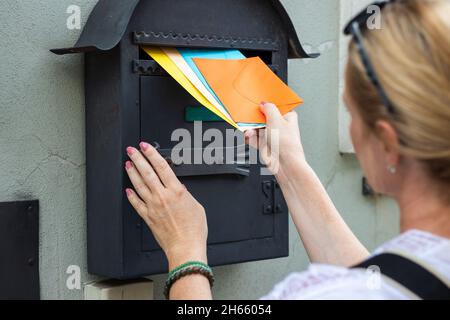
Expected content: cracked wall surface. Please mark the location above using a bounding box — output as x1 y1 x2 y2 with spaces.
0 0 98 299
0 0 399 300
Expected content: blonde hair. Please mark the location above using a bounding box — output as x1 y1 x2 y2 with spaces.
347 0 450 188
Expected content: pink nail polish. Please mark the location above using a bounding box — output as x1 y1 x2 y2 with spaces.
127 147 135 155
125 188 132 196
125 161 133 170
140 142 150 151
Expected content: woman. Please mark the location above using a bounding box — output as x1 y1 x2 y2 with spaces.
124 0 449 299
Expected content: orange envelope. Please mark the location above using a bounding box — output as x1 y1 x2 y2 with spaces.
193 57 303 124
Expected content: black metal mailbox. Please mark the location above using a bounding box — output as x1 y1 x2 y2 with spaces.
52 0 317 279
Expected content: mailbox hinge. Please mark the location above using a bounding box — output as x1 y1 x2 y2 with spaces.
262 180 283 215
132 59 168 76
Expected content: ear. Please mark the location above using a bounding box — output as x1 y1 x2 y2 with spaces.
374 120 401 166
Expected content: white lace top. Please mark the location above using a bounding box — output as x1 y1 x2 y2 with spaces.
261 230 450 300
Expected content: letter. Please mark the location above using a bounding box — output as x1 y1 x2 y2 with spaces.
66 5 81 30
259 128 280 176
366 265 382 290
367 5 382 30
225 129 244 165
172 128 192 165
203 128 224 165
204 307 211 318
194 307 204 315
317 40 334 54
194 121 203 165
66 265 81 290
187 306 193 315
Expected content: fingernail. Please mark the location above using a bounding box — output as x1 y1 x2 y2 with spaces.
140 142 150 151
125 188 132 197
125 161 133 170
127 147 135 155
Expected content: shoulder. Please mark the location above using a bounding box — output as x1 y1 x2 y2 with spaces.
262 230 450 300
374 230 450 279
261 264 406 300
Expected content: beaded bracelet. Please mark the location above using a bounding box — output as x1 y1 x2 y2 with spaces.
164 262 215 299
169 261 212 278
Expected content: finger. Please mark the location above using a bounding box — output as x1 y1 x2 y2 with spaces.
260 102 283 127
284 112 301 139
125 188 148 218
125 161 152 201
139 142 182 189
257 129 271 162
284 111 298 123
244 129 259 149
127 147 164 192
244 129 254 140
257 128 268 147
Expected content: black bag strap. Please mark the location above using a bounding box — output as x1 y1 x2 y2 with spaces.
353 253 450 300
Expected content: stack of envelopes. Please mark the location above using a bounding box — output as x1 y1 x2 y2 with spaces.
143 47 303 132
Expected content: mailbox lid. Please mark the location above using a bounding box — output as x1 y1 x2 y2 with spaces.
51 0 318 59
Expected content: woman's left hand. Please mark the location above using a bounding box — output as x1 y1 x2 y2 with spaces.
125 142 208 270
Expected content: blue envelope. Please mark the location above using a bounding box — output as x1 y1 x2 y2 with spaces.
178 48 262 126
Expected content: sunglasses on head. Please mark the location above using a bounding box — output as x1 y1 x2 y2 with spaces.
343 1 396 114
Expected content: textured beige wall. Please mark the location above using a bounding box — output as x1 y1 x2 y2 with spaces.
0 0 399 299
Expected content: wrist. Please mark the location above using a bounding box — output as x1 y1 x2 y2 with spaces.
167 246 208 271
276 152 311 181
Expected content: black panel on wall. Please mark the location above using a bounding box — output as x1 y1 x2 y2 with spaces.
0 200 40 300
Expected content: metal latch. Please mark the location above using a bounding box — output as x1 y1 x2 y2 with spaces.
132 59 168 76
262 180 283 214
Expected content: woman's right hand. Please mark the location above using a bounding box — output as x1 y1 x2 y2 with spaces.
244 102 307 177
246 103 368 266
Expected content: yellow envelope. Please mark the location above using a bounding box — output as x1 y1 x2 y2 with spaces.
161 48 233 121
142 47 238 129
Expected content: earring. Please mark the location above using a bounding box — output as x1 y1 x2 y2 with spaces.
387 165 397 174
